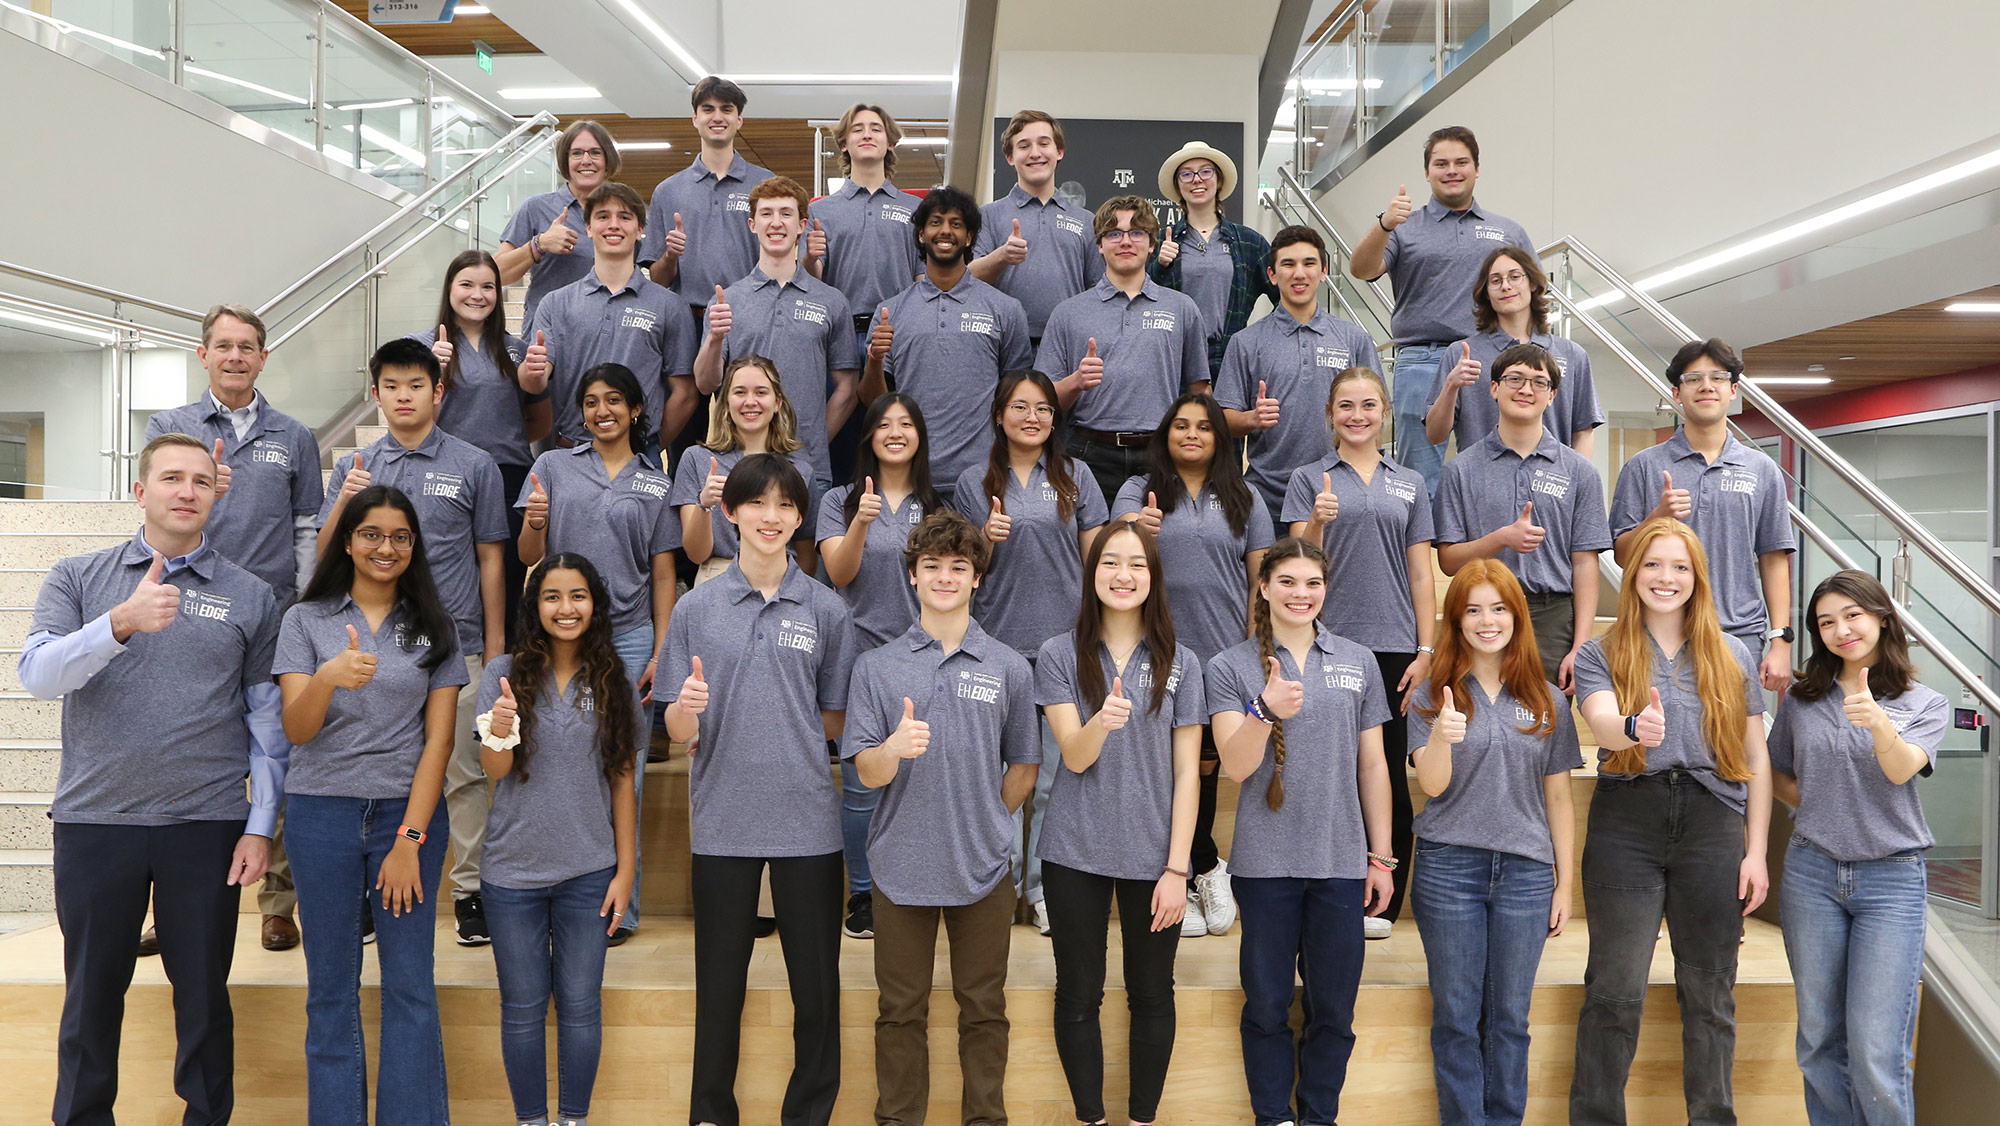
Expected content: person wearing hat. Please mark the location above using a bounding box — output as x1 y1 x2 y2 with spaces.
1150 141 1278 375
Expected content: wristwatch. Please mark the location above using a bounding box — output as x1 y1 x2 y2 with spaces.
1416 645 1436 655
1765 625 1795 643
397 825 426 846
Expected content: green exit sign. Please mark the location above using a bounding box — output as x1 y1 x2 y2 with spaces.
474 39 494 75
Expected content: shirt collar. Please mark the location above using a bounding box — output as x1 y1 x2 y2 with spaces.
917 271 975 302
901 618 996 660
1278 308 1335 336
1090 276 1163 303
1664 428 1753 466
204 389 264 426
372 424 447 461
838 178 900 200
745 265 810 295
1423 196 1488 222
128 528 213 579
1006 183 1063 209
584 267 645 298
1480 429 1562 463
689 152 751 184
1330 447 1405 475
719 558 811 606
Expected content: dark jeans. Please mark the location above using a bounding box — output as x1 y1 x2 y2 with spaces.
1042 861 1183 1123
1571 772 1746 1126
1412 841 1556 1126
1372 649 1417 920
484 866 616 1121
286 795 450 1126
1235 874 1365 1126
1063 432 1149 513
690 850 843 1126
52 819 245 1126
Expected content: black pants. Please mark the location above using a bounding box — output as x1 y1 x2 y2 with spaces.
53 819 245 1126
1063 433 1149 513
498 461 531 647
690 850 844 1126
1373 649 1416 921
1042 861 1182 1123
1191 729 1221 877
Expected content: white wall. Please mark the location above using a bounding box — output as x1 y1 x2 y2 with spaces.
0 350 114 497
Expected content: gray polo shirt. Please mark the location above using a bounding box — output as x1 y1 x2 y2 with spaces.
408 327 542 471
1609 431 1795 641
1035 278 1210 432
518 446 680 636
844 620 1038 906
657 562 854 857
501 187 596 326
1433 431 1612 596
1205 629 1392 880
974 184 1107 336
812 179 925 315
951 457 1110 660
1212 308 1383 516
1035 635 1206 880
1177 229 1234 341
1110 476 1274 663
718 267 861 484
1406 680 1582 864
34 533 281 825
872 274 1034 487
1769 682 1948 861
1281 451 1434 651
669 445 818 562
479 656 640 888
815 484 930 649
527 268 698 446
1375 197 1534 347
1572 633 1766 813
321 427 509 656
1434 331 1603 451
639 151 774 299
273 595 468 799
144 393 323 605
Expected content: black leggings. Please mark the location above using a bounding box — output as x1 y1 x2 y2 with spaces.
1374 649 1416 922
1042 860 1182 1123
1191 728 1220 877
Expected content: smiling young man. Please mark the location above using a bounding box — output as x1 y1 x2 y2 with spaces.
696 175 861 507
808 103 924 346
1036 196 1211 509
1214 225 1383 532
642 77 774 304
1348 126 1534 492
861 185 1034 495
1610 338 1796 689
527 182 699 453
845 510 1039 1126
971 109 1106 341
21 433 285 1126
1432 343 1611 689
318 340 509 946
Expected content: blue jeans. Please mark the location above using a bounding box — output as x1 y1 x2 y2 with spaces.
484 866 616 1121
1781 837 1926 1126
1412 840 1557 1126
611 624 655 929
839 750 879 895
1235 874 1365 1126
285 795 449 1126
1391 341 1451 495
1011 712 1062 905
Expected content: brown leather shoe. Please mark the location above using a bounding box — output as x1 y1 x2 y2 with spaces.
261 914 300 951
136 926 159 958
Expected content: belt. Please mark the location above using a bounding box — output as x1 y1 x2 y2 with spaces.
554 435 578 449
851 313 872 334
1071 425 1151 449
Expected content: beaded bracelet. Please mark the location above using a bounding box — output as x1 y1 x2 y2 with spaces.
1367 852 1399 872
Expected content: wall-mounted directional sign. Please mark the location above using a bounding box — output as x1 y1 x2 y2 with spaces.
368 0 460 26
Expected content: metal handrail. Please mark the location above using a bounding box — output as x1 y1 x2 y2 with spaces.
313 0 516 131
0 261 204 322
257 111 560 319
1274 165 1396 315
1543 235 2000 623
0 293 201 349
1292 0 1367 77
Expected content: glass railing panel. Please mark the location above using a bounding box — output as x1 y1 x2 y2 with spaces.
466 143 555 252
318 7 432 194
1361 1 1444 141
1293 20 1361 186
177 0 318 150
0 318 117 498
30 0 175 78
259 284 371 436
371 218 474 349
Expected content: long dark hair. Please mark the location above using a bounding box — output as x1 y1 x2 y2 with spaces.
300 485 453 671
1250 536 1331 811
1142 391 1252 537
1073 518 1176 715
981 370 1078 523
1792 569 1918 703
433 250 520 394
576 363 649 457
506 555 638 784
845 392 945 524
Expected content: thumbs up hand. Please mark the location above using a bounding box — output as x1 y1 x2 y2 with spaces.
663 212 687 259
112 551 181 639
210 438 233 499
1843 667 1886 732
868 306 895 363
1498 501 1546 553
707 285 732 338
1442 341 1480 394
1311 471 1340 525
1156 220 1180 267
1253 379 1282 429
1435 685 1467 745
1633 686 1666 748
1135 491 1163 537
337 452 372 504
322 623 379 691
985 496 1012 544
699 457 727 510
854 475 881 525
1260 656 1305 720
1655 470 1692 522
489 676 518 739
1073 337 1103 391
677 655 709 716
806 218 826 263
887 697 930 759
539 209 578 256
430 325 454 367
1001 217 1028 265
1382 183 1414 229
1096 676 1132 732
524 472 549 528
521 330 550 386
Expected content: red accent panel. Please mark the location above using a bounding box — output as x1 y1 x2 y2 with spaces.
1737 365 2000 438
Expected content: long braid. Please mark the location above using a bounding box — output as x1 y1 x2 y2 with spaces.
1251 583 1288 811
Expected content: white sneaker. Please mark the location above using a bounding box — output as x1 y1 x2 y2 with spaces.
1032 899 1051 936
1194 859 1238 935
1363 915 1393 940
1180 885 1209 937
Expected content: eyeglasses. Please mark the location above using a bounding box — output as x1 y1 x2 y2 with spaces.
1498 374 1554 391
1101 229 1152 244
1675 371 1737 388
1176 167 1217 183
1005 401 1054 420
353 528 415 550
569 147 605 160
1487 270 1529 288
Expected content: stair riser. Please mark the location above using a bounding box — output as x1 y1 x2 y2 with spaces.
0 803 52 850
0 536 130 570
0 696 60 741
0 502 135 535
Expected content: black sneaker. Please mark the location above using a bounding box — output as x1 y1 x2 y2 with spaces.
753 915 778 938
843 891 874 939
454 892 491 947
361 910 376 946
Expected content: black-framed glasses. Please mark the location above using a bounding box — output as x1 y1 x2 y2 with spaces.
1498 374 1554 391
353 528 415 550
1176 167 1217 183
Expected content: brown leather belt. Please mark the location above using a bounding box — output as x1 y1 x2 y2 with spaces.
1071 425 1151 449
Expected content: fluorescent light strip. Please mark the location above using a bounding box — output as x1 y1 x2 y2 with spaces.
0 308 116 343
609 0 710 77
1579 144 2000 311
498 86 601 100
616 141 675 151
1745 376 1834 386
185 64 310 106
725 73 955 84
336 97 418 111
897 137 949 147
1944 301 2000 313
455 3 490 14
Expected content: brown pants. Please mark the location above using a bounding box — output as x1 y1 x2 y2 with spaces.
1525 591 1575 684
873 881 1015 1125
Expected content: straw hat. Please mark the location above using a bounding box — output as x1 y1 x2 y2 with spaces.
1158 141 1238 202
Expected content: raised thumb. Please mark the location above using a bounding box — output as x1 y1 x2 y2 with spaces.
1146 491 1158 510
1111 676 1124 699
879 305 890 324
864 475 875 495
346 624 360 649
673 212 684 230
1442 685 1454 710
715 284 726 305
1266 655 1281 681
438 324 448 342
1649 686 1663 711
902 696 915 722
211 438 226 464
691 655 705 680
1086 337 1097 358
145 551 165 584
499 676 514 699
535 329 546 347
1858 668 1872 694
530 471 543 494
353 452 364 472
991 495 1004 514
1011 218 1021 238
1520 501 1534 522
1322 471 1333 493
1662 470 1675 493
709 457 721 477
1397 183 1408 197
1258 379 1267 400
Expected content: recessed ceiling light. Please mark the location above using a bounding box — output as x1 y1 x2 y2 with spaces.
454 3 490 14
1746 376 1834 386
1806 363 1825 371
1837 355 1857 360
725 74 955 84
609 0 709 76
498 87 601 100
897 137 950 147
1944 301 2000 313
